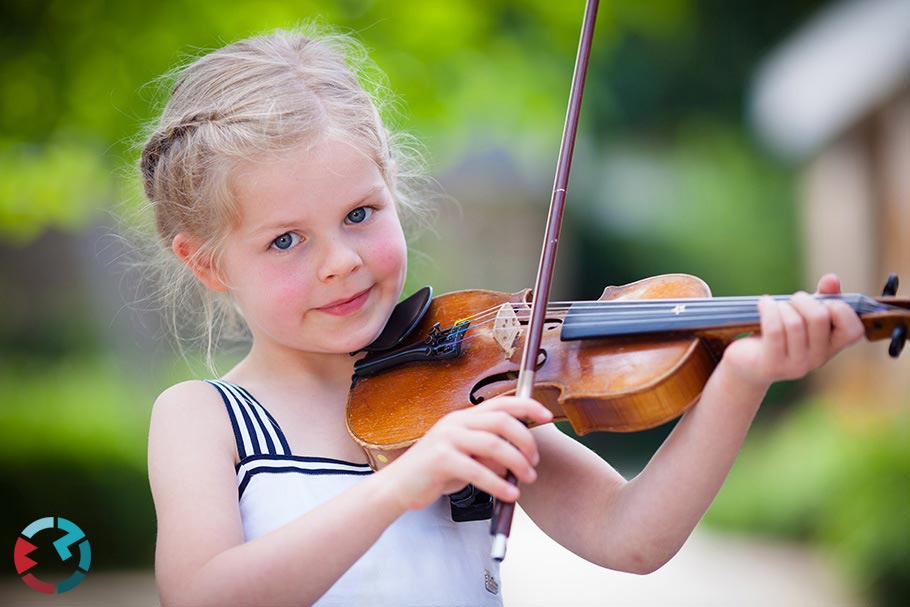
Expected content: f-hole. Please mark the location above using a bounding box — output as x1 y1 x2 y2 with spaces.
469 349 548 405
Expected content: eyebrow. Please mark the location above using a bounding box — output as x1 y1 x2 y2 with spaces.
249 184 386 235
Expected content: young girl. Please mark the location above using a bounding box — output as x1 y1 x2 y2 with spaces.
143 29 865 606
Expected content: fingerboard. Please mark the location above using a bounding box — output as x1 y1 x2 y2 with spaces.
560 294 886 340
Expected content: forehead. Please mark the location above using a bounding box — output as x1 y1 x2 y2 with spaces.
231 137 386 226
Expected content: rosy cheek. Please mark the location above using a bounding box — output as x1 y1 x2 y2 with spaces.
276 276 310 302
259 263 313 308
370 233 407 280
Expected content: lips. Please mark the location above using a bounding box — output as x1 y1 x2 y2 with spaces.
315 287 372 316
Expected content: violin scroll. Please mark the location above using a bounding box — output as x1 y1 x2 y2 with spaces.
880 274 908 357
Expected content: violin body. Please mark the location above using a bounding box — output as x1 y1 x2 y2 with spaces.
347 274 720 469
348 272 910 470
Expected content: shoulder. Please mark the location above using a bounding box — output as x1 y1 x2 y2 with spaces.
148 381 247 602
149 380 237 468
150 380 227 433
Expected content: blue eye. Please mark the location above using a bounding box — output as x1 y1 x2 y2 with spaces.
271 232 301 251
346 206 373 224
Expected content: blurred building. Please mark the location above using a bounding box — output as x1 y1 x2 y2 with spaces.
750 0 910 403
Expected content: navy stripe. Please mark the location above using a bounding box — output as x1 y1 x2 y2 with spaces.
206 380 249 460
237 453 371 470
238 465 372 497
211 379 257 457
222 382 277 456
247 402 277 454
216 381 284 456
234 384 292 455
233 393 262 457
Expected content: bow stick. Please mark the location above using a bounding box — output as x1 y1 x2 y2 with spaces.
490 0 600 561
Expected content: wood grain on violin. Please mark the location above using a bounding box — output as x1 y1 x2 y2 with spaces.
346 273 910 471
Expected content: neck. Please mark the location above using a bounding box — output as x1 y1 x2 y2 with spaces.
229 339 358 393
560 293 886 341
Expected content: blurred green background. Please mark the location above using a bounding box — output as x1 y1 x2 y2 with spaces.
3 0 908 605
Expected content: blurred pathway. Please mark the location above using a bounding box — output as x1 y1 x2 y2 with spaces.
501 506 865 606
1 508 864 606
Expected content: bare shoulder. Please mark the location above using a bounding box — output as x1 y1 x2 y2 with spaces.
148 380 243 601
149 380 238 471
150 380 233 448
148 378 239 500
152 379 226 421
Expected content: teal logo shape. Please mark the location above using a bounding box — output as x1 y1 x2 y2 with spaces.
14 517 91 594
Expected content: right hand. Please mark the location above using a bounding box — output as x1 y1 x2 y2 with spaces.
382 396 553 511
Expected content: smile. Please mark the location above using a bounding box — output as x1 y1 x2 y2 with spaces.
316 287 372 316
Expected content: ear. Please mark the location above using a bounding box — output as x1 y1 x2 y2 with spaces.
172 232 228 292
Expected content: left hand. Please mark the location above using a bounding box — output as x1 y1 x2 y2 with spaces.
720 273 865 390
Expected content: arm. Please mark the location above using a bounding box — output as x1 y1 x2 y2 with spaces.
518 274 865 574
149 381 551 606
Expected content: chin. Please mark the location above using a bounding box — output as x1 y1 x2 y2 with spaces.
336 322 386 354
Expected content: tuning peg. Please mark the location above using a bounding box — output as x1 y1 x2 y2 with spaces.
882 273 899 296
889 324 907 358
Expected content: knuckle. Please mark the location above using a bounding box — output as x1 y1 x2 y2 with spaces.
763 321 784 339
782 313 803 332
481 433 502 454
807 307 829 326
492 410 513 427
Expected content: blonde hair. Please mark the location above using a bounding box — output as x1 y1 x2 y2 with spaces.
138 26 429 371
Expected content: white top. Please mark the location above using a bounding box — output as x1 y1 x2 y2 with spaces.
206 379 503 607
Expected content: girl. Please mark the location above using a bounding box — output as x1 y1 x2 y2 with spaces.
144 29 865 606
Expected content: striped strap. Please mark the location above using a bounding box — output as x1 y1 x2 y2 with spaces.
206 379 292 459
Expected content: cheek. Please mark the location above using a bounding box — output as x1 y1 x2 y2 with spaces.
249 261 314 312
272 273 311 303
369 229 407 281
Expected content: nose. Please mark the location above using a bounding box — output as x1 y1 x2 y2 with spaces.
316 235 363 282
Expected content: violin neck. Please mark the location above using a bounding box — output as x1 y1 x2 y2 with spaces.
560 293 905 343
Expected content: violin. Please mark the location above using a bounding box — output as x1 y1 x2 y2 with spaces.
348 0 910 560
347 273 910 470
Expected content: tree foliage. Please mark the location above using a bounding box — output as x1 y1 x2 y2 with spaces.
0 1 637 240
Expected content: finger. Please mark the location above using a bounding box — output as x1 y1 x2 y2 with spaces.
476 395 554 426
449 452 521 503
826 300 865 352
758 295 786 362
474 455 507 478
789 291 831 368
452 427 537 484
462 410 540 466
778 299 809 364
815 273 841 295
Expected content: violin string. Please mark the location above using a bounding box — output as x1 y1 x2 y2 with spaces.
461 294 872 325
549 295 883 323
455 300 786 334
460 293 875 324
437 293 880 343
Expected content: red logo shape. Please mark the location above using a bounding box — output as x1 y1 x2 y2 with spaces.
14 538 38 574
